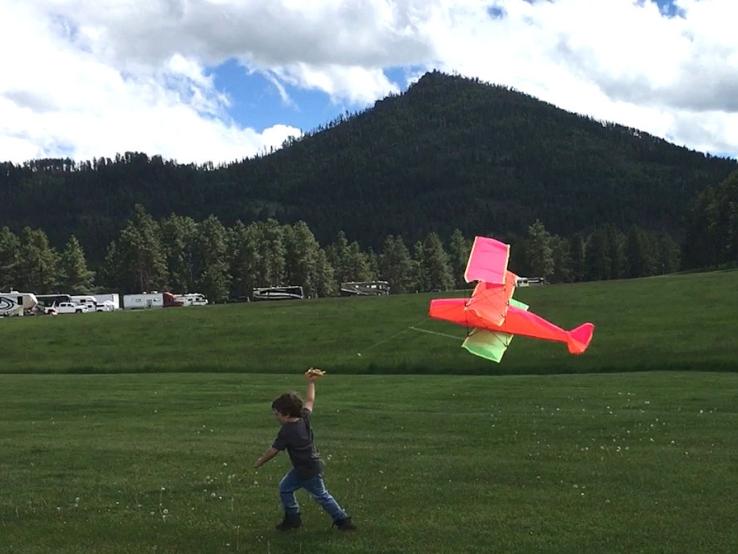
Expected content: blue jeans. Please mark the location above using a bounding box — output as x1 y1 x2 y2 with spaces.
279 469 348 522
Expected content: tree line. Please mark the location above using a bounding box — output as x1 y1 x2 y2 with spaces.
683 169 738 269
1 206 689 301
1 72 734 264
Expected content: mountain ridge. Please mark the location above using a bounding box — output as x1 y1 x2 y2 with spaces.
2 71 735 259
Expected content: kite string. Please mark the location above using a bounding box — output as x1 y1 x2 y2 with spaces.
408 326 463 341
357 317 429 354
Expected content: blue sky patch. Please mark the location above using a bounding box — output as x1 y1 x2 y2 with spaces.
209 59 349 133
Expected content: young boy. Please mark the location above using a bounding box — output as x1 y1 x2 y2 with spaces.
254 369 356 531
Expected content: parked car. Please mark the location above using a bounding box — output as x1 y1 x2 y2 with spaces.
96 301 115 312
54 302 90 314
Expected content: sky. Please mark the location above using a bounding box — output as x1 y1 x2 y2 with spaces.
1 0 737 165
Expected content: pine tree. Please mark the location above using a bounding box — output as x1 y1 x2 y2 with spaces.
412 240 426 292
585 228 611 281
366 248 380 281
0 227 20 290
194 215 231 303
58 235 94 293
606 225 625 279
550 235 573 283
115 205 168 292
228 221 262 299
313 248 336 297
160 214 198 293
625 226 655 277
379 235 414 293
525 220 554 279
98 241 120 289
326 231 351 285
258 219 287 286
419 232 454 291
344 242 372 283
447 229 471 288
655 232 681 274
569 234 586 282
15 227 59 293
284 221 321 296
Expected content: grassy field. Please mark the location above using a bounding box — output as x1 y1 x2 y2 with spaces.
2 271 737 552
1 269 738 375
1 372 737 553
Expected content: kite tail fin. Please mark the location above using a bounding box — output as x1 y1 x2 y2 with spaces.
566 323 595 354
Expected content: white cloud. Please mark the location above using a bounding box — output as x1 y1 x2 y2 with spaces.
1 0 737 162
0 1 302 164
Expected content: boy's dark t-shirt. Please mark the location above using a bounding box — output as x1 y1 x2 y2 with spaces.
272 408 323 479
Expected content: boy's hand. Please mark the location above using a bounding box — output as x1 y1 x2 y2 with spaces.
305 367 326 381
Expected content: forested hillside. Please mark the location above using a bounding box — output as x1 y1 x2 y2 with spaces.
1 71 735 263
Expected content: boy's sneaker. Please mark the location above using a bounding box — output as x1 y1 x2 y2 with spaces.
333 517 357 531
275 513 302 531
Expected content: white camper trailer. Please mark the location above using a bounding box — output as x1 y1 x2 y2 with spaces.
94 293 120 310
0 293 24 316
176 293 208 306
123 292 183 309
0 291 38 316
71 295 98 311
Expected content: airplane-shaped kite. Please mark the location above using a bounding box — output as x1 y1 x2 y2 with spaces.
428 236 595 362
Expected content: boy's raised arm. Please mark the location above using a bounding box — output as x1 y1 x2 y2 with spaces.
304 380 316 412
303 368 324 412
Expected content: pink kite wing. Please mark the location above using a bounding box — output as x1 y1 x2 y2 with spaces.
464 236 510 285
464 270 518 327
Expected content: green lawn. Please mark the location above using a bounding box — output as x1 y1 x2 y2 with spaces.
2 271 737 552
2 269 738 374
1 372 736 553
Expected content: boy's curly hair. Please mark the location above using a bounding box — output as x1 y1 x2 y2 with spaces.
272 391 304 418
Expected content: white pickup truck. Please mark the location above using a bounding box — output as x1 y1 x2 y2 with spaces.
52 302 91 315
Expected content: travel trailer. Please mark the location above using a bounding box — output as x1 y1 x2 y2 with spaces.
123 292 184 309
0 291 38 316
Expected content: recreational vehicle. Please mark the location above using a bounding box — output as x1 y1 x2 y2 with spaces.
176 293 208 306
252 286 304 301
516 276 547 287
0 291 39 316
340 281 391 296
36 294 73 308
71 295 98 310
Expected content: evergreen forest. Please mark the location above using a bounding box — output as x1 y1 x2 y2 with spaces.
1 71 737 298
